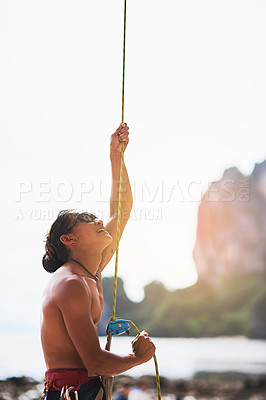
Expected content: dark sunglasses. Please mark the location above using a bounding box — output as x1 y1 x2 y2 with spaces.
60 211 97 234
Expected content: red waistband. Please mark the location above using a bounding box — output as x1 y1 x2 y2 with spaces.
45 368 99 391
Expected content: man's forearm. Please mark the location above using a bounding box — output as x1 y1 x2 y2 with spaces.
110 153 133 219
86 348 142 376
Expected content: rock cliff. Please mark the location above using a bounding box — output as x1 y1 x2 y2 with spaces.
193 161 266 282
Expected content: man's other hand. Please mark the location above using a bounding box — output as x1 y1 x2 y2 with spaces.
131 331 156 363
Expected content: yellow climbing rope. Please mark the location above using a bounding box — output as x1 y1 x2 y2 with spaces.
105 0 126 353
111 0 127 322
106 1 161 399
129 321 161 400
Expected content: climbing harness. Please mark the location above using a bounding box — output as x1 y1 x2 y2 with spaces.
42 382 104 400
42 383 79 400
104 1 162 399
41 370 103 400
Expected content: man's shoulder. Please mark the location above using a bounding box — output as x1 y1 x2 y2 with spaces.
50 272 92 305
58 273 89 291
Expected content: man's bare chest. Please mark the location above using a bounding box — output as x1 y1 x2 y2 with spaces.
84 278 104 325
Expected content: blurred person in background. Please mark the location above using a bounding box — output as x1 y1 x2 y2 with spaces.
113 382 132 400
128 378 152 400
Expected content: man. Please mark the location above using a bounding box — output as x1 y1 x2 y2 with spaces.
41 123 156 399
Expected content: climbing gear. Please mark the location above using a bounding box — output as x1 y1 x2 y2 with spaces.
106 318 132 336
106 319 162 400
41 380 52 399
42 369 100 399
59 386 65 399
104 1 162 399
59 386 66 399
44 368 97 390
68 258 99 281
65 386 79 400
43 381 105 400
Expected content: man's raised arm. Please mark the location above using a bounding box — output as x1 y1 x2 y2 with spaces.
99 123 132 270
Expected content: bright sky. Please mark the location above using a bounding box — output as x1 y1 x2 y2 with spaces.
1 0 266 333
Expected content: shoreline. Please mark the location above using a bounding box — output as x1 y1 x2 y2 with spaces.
1 335 266 381
1 372 266 400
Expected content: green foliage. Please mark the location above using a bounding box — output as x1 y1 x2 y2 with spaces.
102 270 265 337
249 286 266 338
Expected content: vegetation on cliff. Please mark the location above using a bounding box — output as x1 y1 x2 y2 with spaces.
98 272 266 338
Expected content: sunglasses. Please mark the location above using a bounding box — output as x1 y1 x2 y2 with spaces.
58 211 97 235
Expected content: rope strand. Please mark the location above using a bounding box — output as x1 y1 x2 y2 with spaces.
111 144 124 320
107 2 161 399
121 0 127 123
111 0 127 321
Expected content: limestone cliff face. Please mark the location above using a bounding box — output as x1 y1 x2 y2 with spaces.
193 160 266 282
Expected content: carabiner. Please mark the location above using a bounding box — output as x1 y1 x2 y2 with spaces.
65 386 79 400
59 386 66 400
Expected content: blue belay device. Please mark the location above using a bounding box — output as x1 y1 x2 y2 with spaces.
106 319 132 336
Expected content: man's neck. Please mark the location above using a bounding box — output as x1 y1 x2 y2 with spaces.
68 251 102 276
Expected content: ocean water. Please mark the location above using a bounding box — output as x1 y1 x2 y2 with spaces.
0 333 266 381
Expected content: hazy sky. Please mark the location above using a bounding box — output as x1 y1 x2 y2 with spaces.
1 0 266 333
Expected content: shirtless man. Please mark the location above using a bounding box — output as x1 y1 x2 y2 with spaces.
41 123 156 399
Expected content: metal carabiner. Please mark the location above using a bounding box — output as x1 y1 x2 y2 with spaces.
59 386 66 400
65 386 79 400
